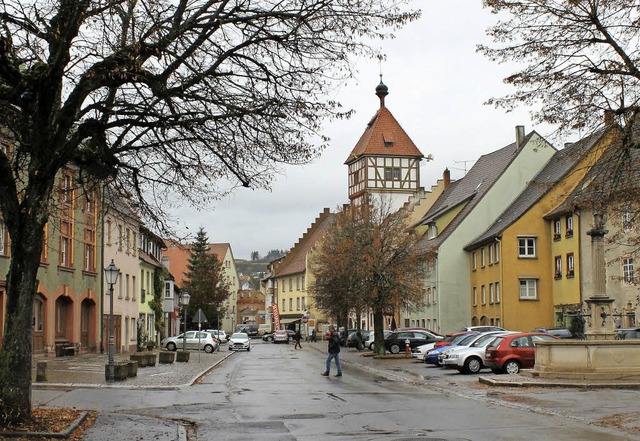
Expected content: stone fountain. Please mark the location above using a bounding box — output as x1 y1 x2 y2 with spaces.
533 211 640 380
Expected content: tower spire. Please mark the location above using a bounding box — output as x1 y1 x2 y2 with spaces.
375 56 388 107
376 73 388 108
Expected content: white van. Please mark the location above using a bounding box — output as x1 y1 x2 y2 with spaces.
258 324 271 336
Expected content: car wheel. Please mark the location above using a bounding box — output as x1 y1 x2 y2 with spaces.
204 344 214 353
463 357 482 374
390 344 401 354
369 343 374 351
228 347 233 351
503 360 521 375
167 342 176 351
357 342 364 351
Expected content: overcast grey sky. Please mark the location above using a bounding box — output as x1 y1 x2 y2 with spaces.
179 1 557 260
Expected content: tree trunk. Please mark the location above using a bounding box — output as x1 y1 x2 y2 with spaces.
0 184 51 425
373 309 385 356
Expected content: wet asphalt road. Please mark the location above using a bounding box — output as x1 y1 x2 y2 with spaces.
32 340 640 440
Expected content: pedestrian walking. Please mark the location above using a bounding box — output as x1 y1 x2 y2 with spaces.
294 329 302 349
321 325 342 377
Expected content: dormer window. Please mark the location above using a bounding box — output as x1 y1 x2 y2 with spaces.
383 132 394 147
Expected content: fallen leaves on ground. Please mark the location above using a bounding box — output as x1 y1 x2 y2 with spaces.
1 407 97 440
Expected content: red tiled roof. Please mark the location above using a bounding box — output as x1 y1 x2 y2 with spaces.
345 106 423 164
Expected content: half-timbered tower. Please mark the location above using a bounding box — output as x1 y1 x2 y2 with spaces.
345 80 424 210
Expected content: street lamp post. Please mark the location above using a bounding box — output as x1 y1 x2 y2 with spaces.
180 292 191 351
104 260 120 382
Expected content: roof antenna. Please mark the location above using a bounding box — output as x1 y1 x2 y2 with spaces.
375 54 388 108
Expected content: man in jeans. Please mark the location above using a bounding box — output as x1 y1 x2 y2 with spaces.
321 325 342 377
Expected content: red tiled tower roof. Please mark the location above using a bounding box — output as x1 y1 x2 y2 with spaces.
344 81 423 164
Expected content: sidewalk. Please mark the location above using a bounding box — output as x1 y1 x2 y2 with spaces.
32 349 233 389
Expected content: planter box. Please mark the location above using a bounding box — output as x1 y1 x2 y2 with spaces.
128 360 138 377
159 351 176 364
106 362 129 381
146 353 157 367
176 350 190 362
130 352 148 367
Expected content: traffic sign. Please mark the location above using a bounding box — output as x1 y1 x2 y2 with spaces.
301 316 309 324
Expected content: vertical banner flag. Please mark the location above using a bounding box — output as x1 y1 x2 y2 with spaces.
272 302 280 329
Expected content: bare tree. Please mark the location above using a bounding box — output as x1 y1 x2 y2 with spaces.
309 202 430 355
0 0 419 423
478 1 640 257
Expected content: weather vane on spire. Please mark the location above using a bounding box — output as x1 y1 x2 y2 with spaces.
375 53 388 108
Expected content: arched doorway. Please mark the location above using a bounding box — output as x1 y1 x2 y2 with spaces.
81 299 96 353
55 295 73 342
33 294 46 352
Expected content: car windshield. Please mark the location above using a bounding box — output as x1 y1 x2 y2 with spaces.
231 333 247 339
457 334 479 345
470 334 497 347
452 333 475 345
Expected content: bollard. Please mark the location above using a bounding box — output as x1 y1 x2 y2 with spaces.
36 361 47 382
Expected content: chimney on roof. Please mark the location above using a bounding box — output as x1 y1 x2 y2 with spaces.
604 110 615 125
515 125 525 149
443 168 451 188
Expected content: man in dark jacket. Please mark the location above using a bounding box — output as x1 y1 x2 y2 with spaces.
321 325 342 377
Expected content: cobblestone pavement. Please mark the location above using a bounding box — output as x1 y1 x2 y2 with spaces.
32 349 234 389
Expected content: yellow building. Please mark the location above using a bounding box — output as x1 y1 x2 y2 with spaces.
271 208 335 335
465 126 616 331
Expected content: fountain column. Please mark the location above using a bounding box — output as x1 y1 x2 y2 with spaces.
584 210 616 340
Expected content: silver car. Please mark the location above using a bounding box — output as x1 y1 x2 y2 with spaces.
440 331 513 374
161 331 218 353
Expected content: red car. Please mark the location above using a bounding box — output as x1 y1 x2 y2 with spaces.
484 332 557 374
434 331 478 348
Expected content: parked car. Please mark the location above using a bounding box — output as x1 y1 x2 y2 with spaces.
286 329 296 341
205 329 229 343
228 332 251 351
384 330 441 354
617 327 640 339
438 331 506 366
365 330 392 350
346 330 372 349
273 330 290 344
433 331 477 349
485 332 558 374
458 326 506 333
532 327 573 339
424 332 479 365
160 331 218 353
396 327 443 337
440 331 514 374
262 332 274 342
411 342 436 359
236 324 260 337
